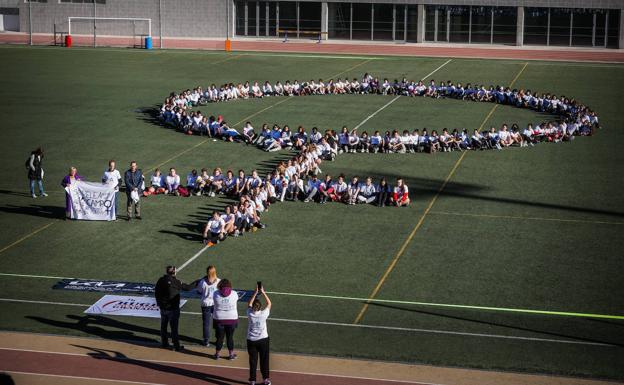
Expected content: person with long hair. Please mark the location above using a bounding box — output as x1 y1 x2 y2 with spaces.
246 284 272 385
197 265 220 347
213 278 239 360
27 147 47 198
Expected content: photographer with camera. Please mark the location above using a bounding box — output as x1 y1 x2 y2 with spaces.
246 281 272 385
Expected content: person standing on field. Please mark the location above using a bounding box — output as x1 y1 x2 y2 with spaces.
197 265 220 347
155 265 195 351
124 161 143 220
102 160 122 216
213 279 239 360
246 284 272 385
27 147 47 198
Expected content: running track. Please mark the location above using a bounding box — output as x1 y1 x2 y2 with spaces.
1 33 624 63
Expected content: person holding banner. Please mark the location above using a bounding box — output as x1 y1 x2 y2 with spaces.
102 160 122 216
246 283 272 385
155 265 196 351
124 161 143 220
197 265 220 347
61 167 83 219
213 278 239 360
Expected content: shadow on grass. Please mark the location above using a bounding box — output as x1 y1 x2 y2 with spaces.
26 314 203 347
72 345 246 385
0 204 65 219
367 302 624 347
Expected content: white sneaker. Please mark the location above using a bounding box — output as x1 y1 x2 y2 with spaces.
32 194 37 198
41 192 48 197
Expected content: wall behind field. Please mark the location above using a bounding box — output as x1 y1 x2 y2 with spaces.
6 0 228 39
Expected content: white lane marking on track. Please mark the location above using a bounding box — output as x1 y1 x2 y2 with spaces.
0 298 615 348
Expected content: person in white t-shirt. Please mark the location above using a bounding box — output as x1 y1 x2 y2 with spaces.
391 178 410 207
246 284 272 385
203 211 226 246
213 279 239 360
197 265 221 347
102 160 122 216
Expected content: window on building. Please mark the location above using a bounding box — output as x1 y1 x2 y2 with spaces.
279 1 297 34
448 6 469 43
492 6 516 44
405 5 418 42
606 9 620 48
373 3 393 40
299 2 321 31
571 8 593 46
328 2 350 39
549 8 571 46
352 3 371 40
524 7 548 45
471 6 491 43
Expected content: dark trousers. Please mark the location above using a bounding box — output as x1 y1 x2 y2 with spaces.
214 322 237 352
201 306 214 344
160 308 180 348
247 337 270 382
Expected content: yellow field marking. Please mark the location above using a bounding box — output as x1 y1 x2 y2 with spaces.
353 62 531 324
0 222 55 255
329 58 373 79
429 211 624 226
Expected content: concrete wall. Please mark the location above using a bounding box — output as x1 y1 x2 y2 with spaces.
7 0 229 38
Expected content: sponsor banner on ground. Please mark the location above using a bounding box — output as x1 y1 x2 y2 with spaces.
84 295 186 318
53 279 253 301
66 180 116 221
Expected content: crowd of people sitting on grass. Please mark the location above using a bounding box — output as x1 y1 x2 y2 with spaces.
157 73 600 146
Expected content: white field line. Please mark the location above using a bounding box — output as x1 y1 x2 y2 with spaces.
0 349 439 385
352 58 452 131
176 245 210 272
1 370 167 385
0 297 614 348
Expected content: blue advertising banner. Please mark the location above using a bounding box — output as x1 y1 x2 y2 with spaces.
52 279 253 302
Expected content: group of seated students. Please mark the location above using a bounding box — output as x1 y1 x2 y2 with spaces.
157 72 600 141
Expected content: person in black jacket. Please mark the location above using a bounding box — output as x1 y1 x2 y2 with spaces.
27 147 47 199
155 265 196 351
124 161 143 220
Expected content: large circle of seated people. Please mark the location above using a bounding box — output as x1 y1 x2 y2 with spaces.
157 73 600 154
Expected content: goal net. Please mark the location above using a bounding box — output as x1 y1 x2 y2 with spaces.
67 17 152 48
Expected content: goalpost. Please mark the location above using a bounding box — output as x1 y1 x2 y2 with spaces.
66 17 152 49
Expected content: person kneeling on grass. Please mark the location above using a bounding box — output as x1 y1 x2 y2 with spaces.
247 284 272 385
391 178 410 207
203 211 226 246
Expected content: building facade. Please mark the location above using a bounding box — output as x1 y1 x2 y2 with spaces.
1 0 623 49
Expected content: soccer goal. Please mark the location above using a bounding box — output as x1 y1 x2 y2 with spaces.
67 17 152 48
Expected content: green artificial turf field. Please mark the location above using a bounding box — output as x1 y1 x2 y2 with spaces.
0 46 623 380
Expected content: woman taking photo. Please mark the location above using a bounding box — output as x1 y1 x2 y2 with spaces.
212 278 239 360
61 167 83 219
246 284 272 385
196 265 220 347
27 147 47 198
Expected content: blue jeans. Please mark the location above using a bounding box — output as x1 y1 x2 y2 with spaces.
201 306 214 344
160 308 180 348
29 179 45 196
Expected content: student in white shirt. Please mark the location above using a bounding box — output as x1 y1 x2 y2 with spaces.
213 279 239 360
357 177 377 204
166 168 181 195
102 160 122 215
246 284 272 385
197 265 221 347
203 211 226 245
